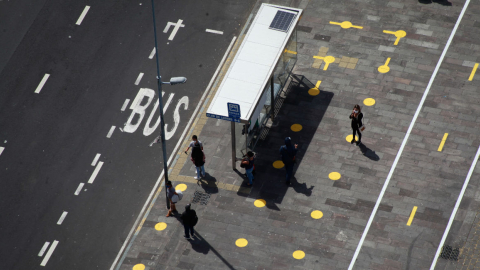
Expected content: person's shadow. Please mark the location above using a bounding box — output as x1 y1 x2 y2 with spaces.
358 143 380 161
196 173 219 194
290 177 314 196
418 0 452 6
188 232 235 270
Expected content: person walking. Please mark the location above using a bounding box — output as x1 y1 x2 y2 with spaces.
185 135 203 154
165 181 178 217
280 137 298 186
191 141 206 180
349 104 363 146
242 151 255 186
180 204 198 240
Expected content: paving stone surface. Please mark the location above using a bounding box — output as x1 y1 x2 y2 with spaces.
119 0 480 269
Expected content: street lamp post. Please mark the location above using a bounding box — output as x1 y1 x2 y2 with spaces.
150 0 187 210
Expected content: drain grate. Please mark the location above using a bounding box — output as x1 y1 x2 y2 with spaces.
192 191 211 205
440 245 459 261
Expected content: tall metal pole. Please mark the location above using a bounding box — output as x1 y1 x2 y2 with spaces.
151 0 170 209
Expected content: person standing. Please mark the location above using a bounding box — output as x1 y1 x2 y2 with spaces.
185 135 203 154
349 104 363 146
191 142 206 180
180 204 198 240
243 151 255 186
280 137 298 186
165 181 178 217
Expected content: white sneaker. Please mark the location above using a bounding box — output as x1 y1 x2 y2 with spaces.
194 176 199 180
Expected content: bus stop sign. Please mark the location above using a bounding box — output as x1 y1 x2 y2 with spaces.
227 103 241 119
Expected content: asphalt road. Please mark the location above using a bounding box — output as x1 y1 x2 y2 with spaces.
0 0 255 269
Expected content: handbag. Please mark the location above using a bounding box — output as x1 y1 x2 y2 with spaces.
359 113 366 132
240 158 249 168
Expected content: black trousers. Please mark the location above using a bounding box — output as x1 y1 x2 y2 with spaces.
352 126 362 142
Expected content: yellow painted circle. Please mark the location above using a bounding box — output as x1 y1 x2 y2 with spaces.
329 172 341 180
308 88 320 96
395 30 406 38
324 55 335 63
291 124 303 132
155 222 167 231
378 65 390 73
345 134 359 143
340 21 353 29
254 199 266 208
293 250 305 259
235 238 248 247
311 210 323 219
175 184 187 192
363 98 376 106
273 160 285 169
133 264 145 270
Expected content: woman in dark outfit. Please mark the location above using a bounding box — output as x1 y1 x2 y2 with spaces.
349 104 363 146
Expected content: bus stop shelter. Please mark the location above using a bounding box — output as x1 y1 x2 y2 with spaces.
206 4 302 169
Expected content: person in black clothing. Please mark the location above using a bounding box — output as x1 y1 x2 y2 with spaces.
349 104 363 146
191 142 205 180
279 137 298 185
180 204 197 240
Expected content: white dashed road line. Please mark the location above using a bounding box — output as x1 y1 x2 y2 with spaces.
56 211 68 225
134 73 144 85
206 29 223 35
91 153 101 166
38 242 50 257
148 47 156 59
121 99 130 111
34 74 50 94
106 126 116 138
74 183 84 195
40 240 58 266
88 161 104 184
76 6 90 25
0 146 4 156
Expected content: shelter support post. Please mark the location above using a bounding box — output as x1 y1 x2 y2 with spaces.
270 75 275 122
231 122 236 170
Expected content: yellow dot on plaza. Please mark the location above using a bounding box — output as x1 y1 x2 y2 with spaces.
133 264 145 270
308 88 320 96
363 98 376 106
273 160 284 169
340 21 353 29
394 30 406 38
378 65 390 73
293 250 305 259
329 172 341 180
155 222 167 231
291 124 303 132
175 184 187 192
311 210 323 219
345 134 358 143
324 55 335 64
236 238 248 247
254 199 266 208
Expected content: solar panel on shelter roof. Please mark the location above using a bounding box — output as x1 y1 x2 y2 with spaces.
269 10 296 32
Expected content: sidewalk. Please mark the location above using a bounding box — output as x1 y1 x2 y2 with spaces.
119 0 480 269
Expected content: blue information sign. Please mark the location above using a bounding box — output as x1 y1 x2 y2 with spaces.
227 103 241 119
206 113 240 123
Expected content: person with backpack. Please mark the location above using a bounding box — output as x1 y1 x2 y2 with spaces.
241 151 255 186
349 104 363 146
180 204 198 240
280 137 298 186
191 142 206 180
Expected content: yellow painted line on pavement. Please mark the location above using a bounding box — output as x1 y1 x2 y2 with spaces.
378 58 391 73
313 55 335 70
315 80 321 88
438 133 449 152
383 30 406 45
308 81 321 96
407 206 418 226
468 63 479 81
330 21 363 29
284 49 297 54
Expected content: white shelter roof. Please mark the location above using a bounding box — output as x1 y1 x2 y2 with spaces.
206 4 302 123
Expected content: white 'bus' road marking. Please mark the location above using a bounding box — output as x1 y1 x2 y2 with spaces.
0 146 4 156
76 6 90 25
121 99 130 111
206 29 223 35
91 153 101 166
34 74 50 94
134 73 144 85
38 242 50 257
40 240 58 266
74 183 84 195
107 126 116 138
348 0 472 269
57 211 68 225
88 161 104 184
431 144 480 269
149 47 156 59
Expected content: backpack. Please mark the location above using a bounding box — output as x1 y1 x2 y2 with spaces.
192 214 198 226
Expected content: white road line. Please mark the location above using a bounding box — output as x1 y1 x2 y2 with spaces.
38 242 50 257
0 146 4 156
40 240 58 266
107 126 116 138
430 145 480 269
57 211 68 225
148 47 156 59
88 161 104 184
110 35 238 270
34 74 50 94
348 0 471 269
206 29 223 35
121 99 130 111
76 6 90 25
91 153 101 166
74 183 84 195
134 73 144 85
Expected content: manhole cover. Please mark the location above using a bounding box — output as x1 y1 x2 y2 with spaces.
192 191 210 205
440 245 459 261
